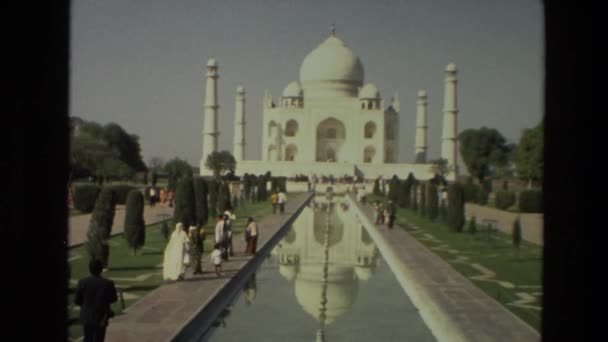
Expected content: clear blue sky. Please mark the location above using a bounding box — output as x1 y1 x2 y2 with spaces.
71 0 543 167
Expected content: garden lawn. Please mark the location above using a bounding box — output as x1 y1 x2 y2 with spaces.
369 194 542 332
67 196 273 341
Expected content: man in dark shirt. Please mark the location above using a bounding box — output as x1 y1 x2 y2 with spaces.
74 259 118 342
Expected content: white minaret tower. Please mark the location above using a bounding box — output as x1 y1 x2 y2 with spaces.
415 90 428 163
233 84 246 161
201 58 219 171
441 63 459 180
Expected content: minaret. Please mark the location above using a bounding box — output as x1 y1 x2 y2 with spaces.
415 90 428 163
201 58 219 167
233 85 246 161
392 91 400 112
441 63 459 179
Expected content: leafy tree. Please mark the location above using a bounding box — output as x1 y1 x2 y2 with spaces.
427 183 439 220
165 158 193 191
217 181 232 213
124 190 145 254
516 121 543 188
428 158 450 178
447 183 465 232
459 127 512 184
102 123 147 172
193 177 209 226
205 151 237 179
173 177 195 227
70 133 117 178
98 158 134 181
148 156 165 173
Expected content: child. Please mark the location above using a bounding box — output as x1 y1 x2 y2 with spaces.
211 243 223 276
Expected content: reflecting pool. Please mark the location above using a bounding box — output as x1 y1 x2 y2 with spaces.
201 196 436 341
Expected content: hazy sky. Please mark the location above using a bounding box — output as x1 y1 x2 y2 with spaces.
71 0 543 167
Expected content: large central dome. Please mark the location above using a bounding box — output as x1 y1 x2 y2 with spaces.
299 35 364 98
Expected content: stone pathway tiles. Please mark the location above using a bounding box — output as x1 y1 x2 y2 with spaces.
104 192 313 342
69 203 174 247
348 194 540 342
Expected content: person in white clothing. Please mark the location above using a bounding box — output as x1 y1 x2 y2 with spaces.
214 214 228 260
223 207 236 256
210 243 222 276
278 191 287 214
162 223 189 281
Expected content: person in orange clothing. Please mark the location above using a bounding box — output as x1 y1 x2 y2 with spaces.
159 188 167 206
270 191 279 214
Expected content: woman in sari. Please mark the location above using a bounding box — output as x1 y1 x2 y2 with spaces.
163 222 190 281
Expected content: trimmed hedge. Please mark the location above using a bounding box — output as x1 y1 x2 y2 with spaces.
476 187 489 205
495 190 516 210
463 182 478 203
519 190 542 213
73 184 101 213
107 184 137 205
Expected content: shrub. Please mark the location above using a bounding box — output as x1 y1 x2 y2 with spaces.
476 187 489 205
447 183 465 232
124 190 145 254
519 190 542 213
107 184 137 205
427 183 439 220
173 177 195 227
73 184 101 213
495 190 516 210
463 181 478 203
468 216 477 234
193 177 208 226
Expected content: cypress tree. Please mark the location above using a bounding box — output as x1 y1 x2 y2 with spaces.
217 181 231 212
270 177 279 193
193 177 209 226
513 215 522 249
373 177 381 195
173 177 195 227
447 183 466 232
243 173 251 200
388 175 400 202
92 188 116 239
411 183 418 211
427 183 439 220
124 190 145 255
161 220 170 240
257 174 268 202
403 173 415 208
397 180 408 208
419 183 427 216
468 215 477 234
208 179 219 219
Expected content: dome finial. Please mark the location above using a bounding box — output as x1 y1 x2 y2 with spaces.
330 23 336 36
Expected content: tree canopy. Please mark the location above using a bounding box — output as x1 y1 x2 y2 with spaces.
69 117 147 181
205 151 237 178
516 121 543 187
458 127 513 183
164 158 194 191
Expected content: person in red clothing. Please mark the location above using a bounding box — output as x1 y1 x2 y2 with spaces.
168 190 175 207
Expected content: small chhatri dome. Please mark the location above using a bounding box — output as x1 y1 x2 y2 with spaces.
445 62 457 72
417 89 427 97
237 84 245 93
359 83 380 99
299 35 364 85
282 81 303 98
207 58 218 67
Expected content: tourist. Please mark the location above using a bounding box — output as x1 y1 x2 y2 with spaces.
223 206 236 257
245 217 259 255
159 188 166 206
149 187 156 207
270 191 278 214
383 206 391 227
168 190 175 208
162 222 189 281
387 201 396 229
74 259 117 342
188 226 203 275
211 243 223 276
374 201 382 224
214 214 228 261
278 190 287 214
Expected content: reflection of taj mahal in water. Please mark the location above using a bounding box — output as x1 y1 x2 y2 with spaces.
199 28 460 180
271 196 379 330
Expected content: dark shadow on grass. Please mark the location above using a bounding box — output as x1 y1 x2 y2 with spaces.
108 266 159 271
142 251 162 255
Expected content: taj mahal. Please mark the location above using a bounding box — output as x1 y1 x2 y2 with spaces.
200 29 459 181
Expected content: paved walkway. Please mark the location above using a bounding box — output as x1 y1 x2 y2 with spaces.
348 194 540 342
104 192 313 342
69 204 174 247
465 203 543 245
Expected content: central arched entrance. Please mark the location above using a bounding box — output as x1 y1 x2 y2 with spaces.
316 117 346 162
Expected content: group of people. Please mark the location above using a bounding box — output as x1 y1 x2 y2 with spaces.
374 200 396 228
270 190 287 214
148 187 175 207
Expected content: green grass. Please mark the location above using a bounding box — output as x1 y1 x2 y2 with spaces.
368 194 542 332
67 197 273 341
